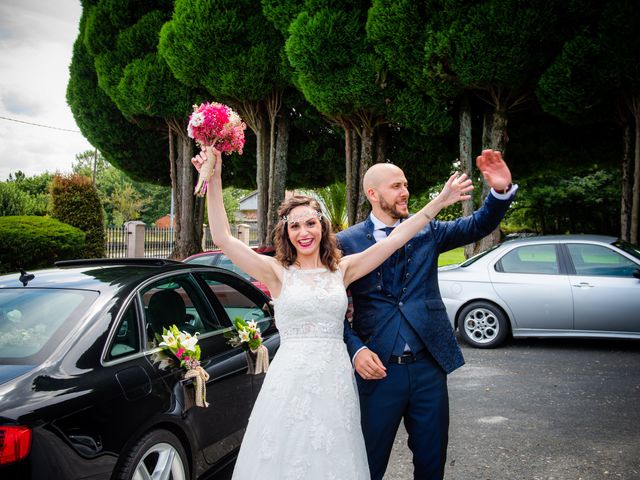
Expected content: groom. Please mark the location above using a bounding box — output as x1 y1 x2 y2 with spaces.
336 150 516 480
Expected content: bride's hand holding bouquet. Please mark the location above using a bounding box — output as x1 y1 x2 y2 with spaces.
188 102 246 196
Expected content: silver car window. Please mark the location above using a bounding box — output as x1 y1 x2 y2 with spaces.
567 243 638 277
498 244 560 275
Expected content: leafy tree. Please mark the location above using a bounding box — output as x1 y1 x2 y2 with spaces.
506 168 619 235
0 183 32 216
284 1 393 223
67 12 169 184
82 0 203 258
160 0 290 245
107 184 147 227
50 174 105 258
537 0 640 243
313 182 348 232
369 0 575 253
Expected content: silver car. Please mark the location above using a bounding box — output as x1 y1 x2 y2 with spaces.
438 235 640 348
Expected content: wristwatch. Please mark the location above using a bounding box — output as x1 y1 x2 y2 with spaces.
495 183 513 194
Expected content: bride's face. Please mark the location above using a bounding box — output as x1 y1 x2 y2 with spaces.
286 206 323 259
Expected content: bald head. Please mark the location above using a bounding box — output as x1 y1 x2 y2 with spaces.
362 163 405 191
362 162 410 222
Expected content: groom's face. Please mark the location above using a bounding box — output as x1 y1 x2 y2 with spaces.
376 171 410 220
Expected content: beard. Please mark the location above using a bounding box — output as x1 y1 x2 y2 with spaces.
379 195 409 220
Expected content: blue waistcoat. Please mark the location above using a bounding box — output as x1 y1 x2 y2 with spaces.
337 192 514 376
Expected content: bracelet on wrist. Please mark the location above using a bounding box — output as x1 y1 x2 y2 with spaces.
422 210 433 222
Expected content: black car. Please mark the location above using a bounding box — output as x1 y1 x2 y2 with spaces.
0 259 278 479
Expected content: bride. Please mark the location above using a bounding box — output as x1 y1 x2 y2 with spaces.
193 146 472 479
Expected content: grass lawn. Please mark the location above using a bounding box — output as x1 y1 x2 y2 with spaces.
438 247 465 267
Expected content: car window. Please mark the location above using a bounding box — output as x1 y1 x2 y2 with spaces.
567 243 639 277
196 271 269 329
107 301 140 360
0 289 98 362
141 274 223 347
185 255 218 267
460 243 501 267
498 244 560 275
613 239 640 261
216 255 253 281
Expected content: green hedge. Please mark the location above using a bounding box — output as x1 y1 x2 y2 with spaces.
50 174 105 258
0 216 86 274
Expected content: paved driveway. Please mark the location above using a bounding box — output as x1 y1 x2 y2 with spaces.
386 337 640 480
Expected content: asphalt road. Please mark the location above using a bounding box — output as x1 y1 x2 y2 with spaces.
385 337 640 480
214 337 640 480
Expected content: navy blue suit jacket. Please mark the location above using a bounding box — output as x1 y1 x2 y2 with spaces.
337 192 514 378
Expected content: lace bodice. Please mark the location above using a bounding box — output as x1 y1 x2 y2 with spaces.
273 266 348 341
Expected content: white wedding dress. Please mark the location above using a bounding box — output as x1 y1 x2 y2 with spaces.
231 266 370 480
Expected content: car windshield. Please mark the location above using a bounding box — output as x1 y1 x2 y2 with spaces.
459 243 502 267
0 288 99 363
613 239 640 261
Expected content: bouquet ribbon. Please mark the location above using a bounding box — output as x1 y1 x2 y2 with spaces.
184 366 210 407
251 344 270 374
194 155 215 197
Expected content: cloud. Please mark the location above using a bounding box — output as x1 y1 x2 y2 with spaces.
0 0 92 180
1 89 44 116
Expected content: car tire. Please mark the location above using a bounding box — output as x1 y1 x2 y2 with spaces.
115 429 189 480
457 301 509 348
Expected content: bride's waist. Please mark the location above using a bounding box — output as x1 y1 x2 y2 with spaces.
279 334 344 342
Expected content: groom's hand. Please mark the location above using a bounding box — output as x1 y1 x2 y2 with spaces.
354 348 387 380
476 149 512 191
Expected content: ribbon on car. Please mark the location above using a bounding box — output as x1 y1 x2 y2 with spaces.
251 344 270 374
184 366 210 407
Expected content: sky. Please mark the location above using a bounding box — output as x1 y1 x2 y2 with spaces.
0 0 92 181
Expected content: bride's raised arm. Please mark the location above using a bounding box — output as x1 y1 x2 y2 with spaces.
194 146 281 289
340 173 473 286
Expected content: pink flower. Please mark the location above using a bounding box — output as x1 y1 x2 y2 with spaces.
187 102 245 154
176 347 185 358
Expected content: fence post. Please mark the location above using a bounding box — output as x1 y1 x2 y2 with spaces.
125 221 146 258
237 224 250 245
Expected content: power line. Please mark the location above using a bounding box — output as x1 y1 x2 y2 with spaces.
0 115 81 133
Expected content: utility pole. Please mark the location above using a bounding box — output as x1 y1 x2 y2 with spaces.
92 148 98 185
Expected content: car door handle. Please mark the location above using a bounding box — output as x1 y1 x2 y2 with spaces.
572 282 594 288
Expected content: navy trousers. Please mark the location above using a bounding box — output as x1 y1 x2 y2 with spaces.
359 353 449 480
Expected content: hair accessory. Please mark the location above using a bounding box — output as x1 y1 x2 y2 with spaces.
281 210 323 224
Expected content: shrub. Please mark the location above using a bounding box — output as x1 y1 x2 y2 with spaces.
0 216 85 274
0 182 31 216
50 174 105 257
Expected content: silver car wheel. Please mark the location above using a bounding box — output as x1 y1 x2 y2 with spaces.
463 307 499 344
132 442 186 480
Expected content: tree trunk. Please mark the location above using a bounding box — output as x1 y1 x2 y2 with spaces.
266 113 289 245
345 123 359 226
356 125 374 223
266 91 283 244
459 95 475 259
236 101 269 246
621 122 633 241
631 97 640 245
472 106 508 256
375 123 388 164
258 121 271 246
170 127 199 259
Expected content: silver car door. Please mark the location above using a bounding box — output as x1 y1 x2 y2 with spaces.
565 243 640 333
490 243 574 332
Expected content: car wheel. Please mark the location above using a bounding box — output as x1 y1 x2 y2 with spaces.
457 301 509 348
115 430 189 480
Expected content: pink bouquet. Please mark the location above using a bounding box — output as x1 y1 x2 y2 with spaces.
187 102 246 196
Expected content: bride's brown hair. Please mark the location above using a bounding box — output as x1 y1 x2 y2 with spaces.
274 196 341 271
